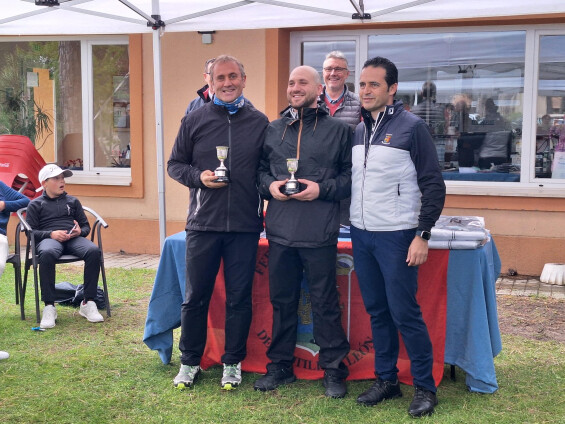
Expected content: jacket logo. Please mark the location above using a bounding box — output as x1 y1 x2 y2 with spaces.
382 134 392 144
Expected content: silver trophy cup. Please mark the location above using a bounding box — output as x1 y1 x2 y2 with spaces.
214 146 230 183
283 158 299 195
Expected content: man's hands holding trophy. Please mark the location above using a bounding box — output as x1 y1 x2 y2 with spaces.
268 158 319 201
201 146 231 188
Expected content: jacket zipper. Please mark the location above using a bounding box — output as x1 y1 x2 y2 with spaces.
226 114 232 232
361 112 385 229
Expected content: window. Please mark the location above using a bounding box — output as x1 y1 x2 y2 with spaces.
368 31 525 183
0 37 131 186
292 26 565 197
535 35 565 180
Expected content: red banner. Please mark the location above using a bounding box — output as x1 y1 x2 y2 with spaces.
202 239 449 386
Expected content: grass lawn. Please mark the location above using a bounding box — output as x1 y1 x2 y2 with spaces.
1 265 564 424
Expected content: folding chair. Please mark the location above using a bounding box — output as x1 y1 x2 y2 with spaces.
17 207 111 323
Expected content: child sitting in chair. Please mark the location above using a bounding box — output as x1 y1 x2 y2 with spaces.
26 164 104 329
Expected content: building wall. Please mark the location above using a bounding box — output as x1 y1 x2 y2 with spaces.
8 22 565 276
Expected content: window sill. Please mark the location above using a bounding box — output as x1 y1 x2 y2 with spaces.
446 181 565 198
66 172 132 186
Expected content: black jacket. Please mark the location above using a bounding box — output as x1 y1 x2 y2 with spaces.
257 106 352 247
168 100 269 233
26 192 90 243
185 85 210 115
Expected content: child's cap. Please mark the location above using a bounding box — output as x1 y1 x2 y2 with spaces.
36 164 73 192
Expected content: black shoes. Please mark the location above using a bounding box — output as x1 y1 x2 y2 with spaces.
323 372 347 398
357 378 402 406
253 367 296 391
408 386 438 417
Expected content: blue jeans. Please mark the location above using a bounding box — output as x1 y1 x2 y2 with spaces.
350 225 436 392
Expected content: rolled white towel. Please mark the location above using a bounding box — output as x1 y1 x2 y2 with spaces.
428 240 484 250
431 228 488 242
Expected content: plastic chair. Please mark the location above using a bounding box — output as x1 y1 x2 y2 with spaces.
16 207 111 323
0 135 46 199
5 220 25 320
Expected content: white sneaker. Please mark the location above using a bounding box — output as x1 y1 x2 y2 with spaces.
0 351 9 360
174 364 201 389
79 301 104 323
40 305 57 329
221 362 242 390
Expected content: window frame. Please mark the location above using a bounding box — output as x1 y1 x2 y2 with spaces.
0 35 132 186
291 25 565 198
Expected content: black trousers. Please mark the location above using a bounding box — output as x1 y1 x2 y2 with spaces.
266 241 350 376
37 237 101 304
179 231 259 366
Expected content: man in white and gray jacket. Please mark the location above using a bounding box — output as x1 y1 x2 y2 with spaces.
350 57 445 418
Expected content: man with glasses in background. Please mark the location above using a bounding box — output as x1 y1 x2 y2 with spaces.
318 51 361 226
318 51 361 130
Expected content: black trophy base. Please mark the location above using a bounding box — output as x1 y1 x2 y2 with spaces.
214 170 230 183
283 182 300 195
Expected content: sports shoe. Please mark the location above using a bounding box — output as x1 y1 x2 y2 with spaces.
79 300 104 323
0 351 9 360
221 362 242 390
174 364 201 389
408 386 438 417
356 378 402 406
254 366 296 391
40 305 57 329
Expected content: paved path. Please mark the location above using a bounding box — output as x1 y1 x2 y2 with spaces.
102 252 565 299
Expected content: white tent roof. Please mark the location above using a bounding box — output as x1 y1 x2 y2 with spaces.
1 0 564 36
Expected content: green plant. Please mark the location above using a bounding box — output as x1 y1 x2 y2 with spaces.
0 88 53 145
0 47 54 146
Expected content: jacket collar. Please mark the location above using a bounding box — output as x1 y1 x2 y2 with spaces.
361 100 404 130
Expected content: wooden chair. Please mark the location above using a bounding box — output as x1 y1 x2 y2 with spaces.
16 207 111 323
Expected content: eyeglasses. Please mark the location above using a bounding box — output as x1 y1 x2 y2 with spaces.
323 67 348 73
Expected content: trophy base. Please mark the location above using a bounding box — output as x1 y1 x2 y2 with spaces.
283 182 300 195
214 169 230 183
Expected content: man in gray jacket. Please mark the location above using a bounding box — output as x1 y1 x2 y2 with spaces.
318 51 361 225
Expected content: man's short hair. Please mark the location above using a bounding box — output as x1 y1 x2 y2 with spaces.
209 55 246 80
421 81 436 100
204 58 216 73
363 56 398 88
325 50 348 67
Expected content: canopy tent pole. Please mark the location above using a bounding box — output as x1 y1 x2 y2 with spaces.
150 0 167 252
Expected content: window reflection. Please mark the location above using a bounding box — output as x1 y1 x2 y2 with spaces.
368 31 525 182
536 35 565 179
92 44 130 168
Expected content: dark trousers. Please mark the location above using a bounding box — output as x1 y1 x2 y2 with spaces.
37 236 101 304
350 226 436 393
179 231 259 366
266 241 350 377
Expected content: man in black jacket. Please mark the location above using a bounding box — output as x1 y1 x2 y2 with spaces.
168 55 269 391
184 58 215 114
254 65 352 398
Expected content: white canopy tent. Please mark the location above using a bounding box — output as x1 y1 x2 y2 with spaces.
1 0 563 250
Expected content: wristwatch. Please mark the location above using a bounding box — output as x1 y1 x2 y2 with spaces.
416 230 431 241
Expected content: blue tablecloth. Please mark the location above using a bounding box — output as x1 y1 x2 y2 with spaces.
143 232 502 393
